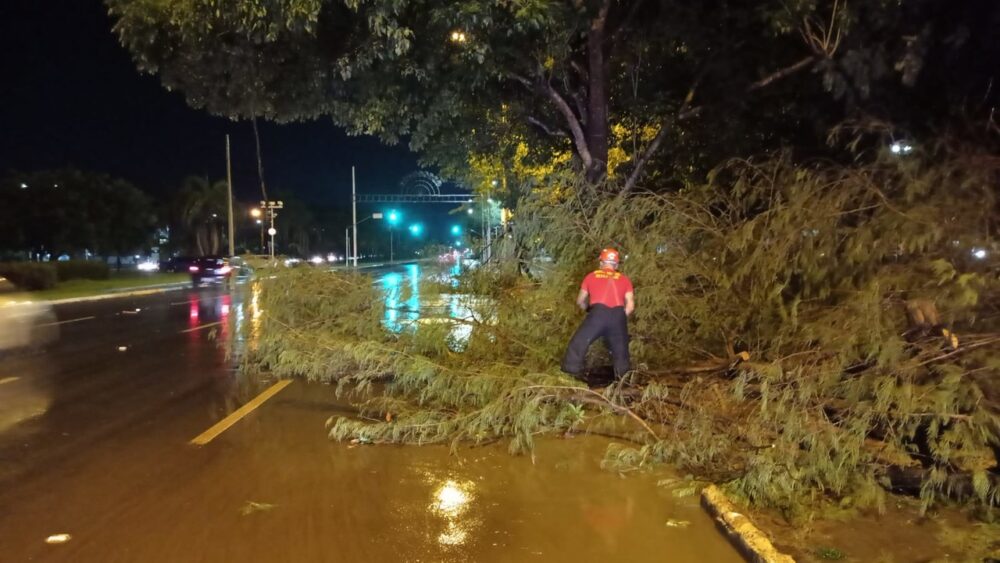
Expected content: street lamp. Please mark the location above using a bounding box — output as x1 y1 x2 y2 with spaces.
409 224 423 236
451 225 461 236
347 212 384 266
387 209 401 262
250 208 264 252
260 200 284 259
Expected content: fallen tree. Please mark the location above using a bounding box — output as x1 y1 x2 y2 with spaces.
241 135 1000 515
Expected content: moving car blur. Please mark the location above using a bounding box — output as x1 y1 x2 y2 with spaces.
188 257 232 286
0 277 57 352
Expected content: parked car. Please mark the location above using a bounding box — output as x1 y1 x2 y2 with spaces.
189 257 232 286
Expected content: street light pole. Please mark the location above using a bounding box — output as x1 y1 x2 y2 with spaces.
352 166 358 268
260 200 283 259
225 135 235 257
250 208 264 253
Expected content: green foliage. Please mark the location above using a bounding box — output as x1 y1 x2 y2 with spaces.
0 262 58 290
242 137 1000 515
170 176 228 257
55 260 110 281
0 169 156 259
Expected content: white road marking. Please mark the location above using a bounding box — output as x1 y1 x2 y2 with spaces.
39 316 96 327
178 321 223 334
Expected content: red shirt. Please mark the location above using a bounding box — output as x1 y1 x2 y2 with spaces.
581 269 633 308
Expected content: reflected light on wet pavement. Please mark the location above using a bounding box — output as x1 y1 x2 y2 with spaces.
0 271 743 563
431 479 476 546
379 262 479 346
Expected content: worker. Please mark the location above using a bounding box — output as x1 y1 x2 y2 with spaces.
561 248 635 378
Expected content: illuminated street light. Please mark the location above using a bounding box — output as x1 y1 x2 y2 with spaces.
250 208 262 218
20 183 27 189
409 224 423 236
388 210 400 224
890 141 914 155
467 208 474 215
450 30 467 43
451 225 461 236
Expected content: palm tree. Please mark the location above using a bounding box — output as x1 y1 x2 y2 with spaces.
174 176 228 256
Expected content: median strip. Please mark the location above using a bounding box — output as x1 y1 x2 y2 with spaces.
189 379 293 446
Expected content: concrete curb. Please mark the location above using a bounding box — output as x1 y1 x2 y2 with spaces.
701 485 796 563
46 283 190 305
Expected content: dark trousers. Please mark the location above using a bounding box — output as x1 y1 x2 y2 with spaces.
561 304 631 377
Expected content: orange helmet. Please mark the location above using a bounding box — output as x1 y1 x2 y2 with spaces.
599 248 620 264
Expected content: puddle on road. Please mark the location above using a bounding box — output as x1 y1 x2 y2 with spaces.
32 381 740 563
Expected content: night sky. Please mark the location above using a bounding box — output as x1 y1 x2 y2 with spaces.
0 0 424 208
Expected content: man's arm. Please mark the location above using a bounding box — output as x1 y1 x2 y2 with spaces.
576 289 590 312
624 291 635 316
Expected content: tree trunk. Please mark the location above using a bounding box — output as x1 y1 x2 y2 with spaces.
585 3 610 183
196 226 207 256
210 226 220 255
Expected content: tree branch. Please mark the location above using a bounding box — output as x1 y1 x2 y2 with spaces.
747 55 816 91
607 0 646 48
540 79 595 169
526 116 569 138
623 55 817 193
511 70 594 169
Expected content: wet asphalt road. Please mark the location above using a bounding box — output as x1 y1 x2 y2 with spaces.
0 275 741 563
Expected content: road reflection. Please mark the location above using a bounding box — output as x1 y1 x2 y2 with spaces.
431 478 478 547
378 262 477 348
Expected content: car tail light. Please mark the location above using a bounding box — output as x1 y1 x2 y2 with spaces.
189 265 199 272
219 266 232 274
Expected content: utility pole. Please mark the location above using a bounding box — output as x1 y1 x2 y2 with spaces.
225 135 235 257
352 166 358 268
260 200 283 259
345 227 350 265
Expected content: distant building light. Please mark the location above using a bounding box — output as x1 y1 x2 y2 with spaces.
972 248 988 260
20 183 27 189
